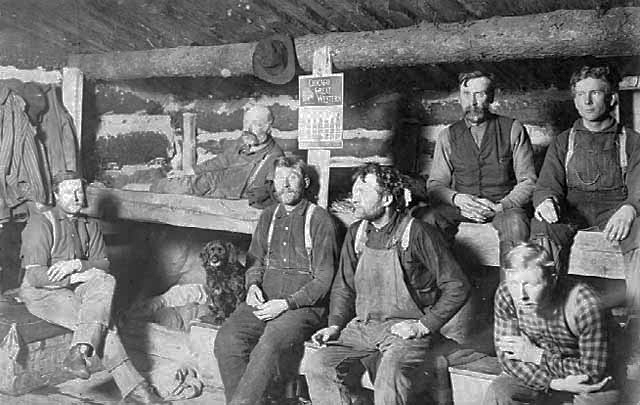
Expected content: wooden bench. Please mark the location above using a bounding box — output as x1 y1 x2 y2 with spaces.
0 300 77 395
448 356 501 405
453 223 625 279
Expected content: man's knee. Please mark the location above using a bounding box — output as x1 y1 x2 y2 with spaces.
304 348 333 378
214 322 240 358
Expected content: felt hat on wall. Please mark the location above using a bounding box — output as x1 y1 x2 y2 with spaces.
252 33 297 85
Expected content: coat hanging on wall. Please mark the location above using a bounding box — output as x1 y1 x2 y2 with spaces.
0 86 48 224
40 85 77 176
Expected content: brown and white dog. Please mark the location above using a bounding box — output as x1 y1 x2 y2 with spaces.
200 240 246 324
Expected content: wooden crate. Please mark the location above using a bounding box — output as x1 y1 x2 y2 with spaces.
568 231 625 279
448 356 501 405
0 300 74 395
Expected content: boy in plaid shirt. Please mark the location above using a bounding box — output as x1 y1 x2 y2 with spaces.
483 242 619 404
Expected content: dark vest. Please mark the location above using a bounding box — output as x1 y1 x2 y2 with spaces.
449 115 516 202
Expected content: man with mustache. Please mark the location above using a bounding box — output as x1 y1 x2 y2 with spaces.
531 65 640 383
19 171 166 404
305 163 469 405
421 71 536 265
484 242 619 405
214 156 338 404
151 104 284 208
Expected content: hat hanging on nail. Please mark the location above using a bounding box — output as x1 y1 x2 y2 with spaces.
252 33 297 85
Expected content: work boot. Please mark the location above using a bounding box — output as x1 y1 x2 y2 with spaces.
121 381 169 404
62 344 90 380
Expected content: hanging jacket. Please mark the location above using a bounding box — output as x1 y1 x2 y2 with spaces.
40 85 77 175
0 87 47 223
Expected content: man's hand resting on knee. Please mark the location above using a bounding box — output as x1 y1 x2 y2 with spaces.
69 268 107 284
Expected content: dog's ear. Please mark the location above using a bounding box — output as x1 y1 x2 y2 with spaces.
226 242 238 264
200 241 213 264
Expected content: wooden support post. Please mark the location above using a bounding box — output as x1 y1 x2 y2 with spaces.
182 113 197 174
306 47 333 208
61 67 83 160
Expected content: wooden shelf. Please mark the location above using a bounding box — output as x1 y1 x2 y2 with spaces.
82 186 261 234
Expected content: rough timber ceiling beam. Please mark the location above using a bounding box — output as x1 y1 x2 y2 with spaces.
68 7 640 80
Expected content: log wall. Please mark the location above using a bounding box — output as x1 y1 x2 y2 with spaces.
86 76 631 200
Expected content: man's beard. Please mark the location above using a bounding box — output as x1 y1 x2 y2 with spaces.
241 131 259 146
276 188 304 206
354 204 385 221
464 107 488 124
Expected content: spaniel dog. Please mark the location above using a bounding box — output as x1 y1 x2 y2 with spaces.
200 240 246 324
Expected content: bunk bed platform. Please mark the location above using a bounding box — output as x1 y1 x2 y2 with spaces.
83 185 262 234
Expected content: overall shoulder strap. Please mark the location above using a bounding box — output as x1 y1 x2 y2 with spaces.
564 127 576 175
41 210 57 258
354 220 368 257
389 215 413 250
304 203 316 271
400 218 414 251
619 127 628 179
265 205 280 268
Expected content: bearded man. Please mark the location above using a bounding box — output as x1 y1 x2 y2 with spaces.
213 156 339 405
305 163 469 405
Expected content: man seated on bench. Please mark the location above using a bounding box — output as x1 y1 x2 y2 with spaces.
530 64 640 379
150 104 284 208
19 171 166 404
420 70 536 265
484 242 619 405
305 163 470 405
213 156 339 405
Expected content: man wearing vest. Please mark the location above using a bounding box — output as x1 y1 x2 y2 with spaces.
305 163 470 405
531 65 640 383
19 171 166 404
214 156 338 405
423 71 537 265
483 242 619 404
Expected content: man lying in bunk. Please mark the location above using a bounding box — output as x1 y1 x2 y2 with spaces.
150 104 284 208
483 242 619 405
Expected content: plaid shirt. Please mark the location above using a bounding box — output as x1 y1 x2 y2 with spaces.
494 280 609 391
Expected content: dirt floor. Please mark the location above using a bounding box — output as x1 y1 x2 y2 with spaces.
0 369 226 404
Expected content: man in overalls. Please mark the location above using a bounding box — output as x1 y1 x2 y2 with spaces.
214 156 339 404
305 163 470 405
531 65 640 382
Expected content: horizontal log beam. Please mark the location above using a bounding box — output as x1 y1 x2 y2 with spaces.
68 7 640 80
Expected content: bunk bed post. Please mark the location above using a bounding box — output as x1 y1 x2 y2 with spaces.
62 67 83 155
182 112 197 174
306 46 332 208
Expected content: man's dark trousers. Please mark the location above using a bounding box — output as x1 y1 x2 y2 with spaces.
214 303 322 405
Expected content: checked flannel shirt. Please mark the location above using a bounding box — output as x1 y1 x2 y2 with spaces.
494 280 609 391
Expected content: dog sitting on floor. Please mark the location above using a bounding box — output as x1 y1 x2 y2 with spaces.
200 239 246 325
